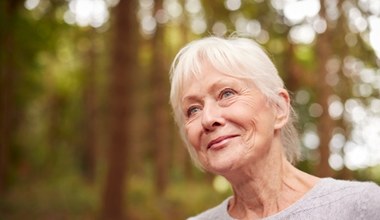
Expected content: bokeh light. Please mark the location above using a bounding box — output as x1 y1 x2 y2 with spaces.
64 0 110 28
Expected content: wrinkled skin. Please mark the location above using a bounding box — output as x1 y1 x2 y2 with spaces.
181 63 286 175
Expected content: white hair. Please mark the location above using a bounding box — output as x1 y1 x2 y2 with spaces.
169 35 300 169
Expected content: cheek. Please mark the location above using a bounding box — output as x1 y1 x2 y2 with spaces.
229 99 261 122
241 120 257 147
230 99 273 137
239 98 273 121
185 123 202 150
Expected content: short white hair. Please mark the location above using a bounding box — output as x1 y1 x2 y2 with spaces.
169 35 300 169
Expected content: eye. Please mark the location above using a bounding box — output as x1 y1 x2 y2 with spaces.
186 105 201 117
220 88 236 99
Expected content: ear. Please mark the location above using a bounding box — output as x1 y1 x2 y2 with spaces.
274 89 290 129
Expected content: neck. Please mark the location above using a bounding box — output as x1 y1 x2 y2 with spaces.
224 142 319 219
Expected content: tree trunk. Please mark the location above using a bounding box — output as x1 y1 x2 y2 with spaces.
0 0 23 193
101 0 138 219
315 0 334 177
82 29 97 183
46 92 64 164
151 0 170 195
283 43 315 92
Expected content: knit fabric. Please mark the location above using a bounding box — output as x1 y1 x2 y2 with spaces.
187 178 380 220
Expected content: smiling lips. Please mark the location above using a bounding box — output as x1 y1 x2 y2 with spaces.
207 135 239 149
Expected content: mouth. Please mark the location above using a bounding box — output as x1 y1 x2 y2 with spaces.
207 135 239 150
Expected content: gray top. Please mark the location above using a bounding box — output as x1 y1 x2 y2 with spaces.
188 178 380 219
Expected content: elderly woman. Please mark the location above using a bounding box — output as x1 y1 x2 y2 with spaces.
169 35 380 219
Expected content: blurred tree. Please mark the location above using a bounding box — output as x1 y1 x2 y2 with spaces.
81 29 98 183
0 0 379 219
315 0 335 177
151 0 170 195
0 0 24 193
46 89 66 162
101 0 138 219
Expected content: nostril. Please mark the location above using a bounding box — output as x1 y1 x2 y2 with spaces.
212 121 221 127
201 106 224 131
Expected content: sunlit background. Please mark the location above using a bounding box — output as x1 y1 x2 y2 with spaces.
2 0 380 219
24 0 380 171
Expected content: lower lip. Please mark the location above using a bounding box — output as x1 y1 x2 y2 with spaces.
208 138 234 151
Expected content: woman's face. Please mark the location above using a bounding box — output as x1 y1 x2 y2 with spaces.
181 63 284 174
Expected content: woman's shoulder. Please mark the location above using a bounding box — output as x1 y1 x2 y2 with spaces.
319 177 380 194
187 197 233 220
303 178 380 218
331 178 380 218
311 178 380 201
265 178 380 219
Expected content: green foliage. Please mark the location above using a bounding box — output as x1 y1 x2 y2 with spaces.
293 45 316 68
0 173 99 220
127 171 229 220
1 0 380 219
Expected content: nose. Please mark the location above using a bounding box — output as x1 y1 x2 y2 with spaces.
201 103 225 132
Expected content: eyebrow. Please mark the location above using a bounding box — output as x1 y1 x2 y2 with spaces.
181 78 240 105
182 95 200 106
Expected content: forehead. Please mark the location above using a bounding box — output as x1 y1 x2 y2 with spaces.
181 63 243 92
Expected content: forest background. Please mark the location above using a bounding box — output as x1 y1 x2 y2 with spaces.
1 0 380 219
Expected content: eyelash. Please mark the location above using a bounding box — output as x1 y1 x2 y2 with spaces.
185 88 236 118
186 105 200 117
219 88 236 99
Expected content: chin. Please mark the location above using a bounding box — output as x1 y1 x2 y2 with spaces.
200 146 247 174
205 157 242 175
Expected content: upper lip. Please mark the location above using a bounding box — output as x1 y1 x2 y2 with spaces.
207 135 239 149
